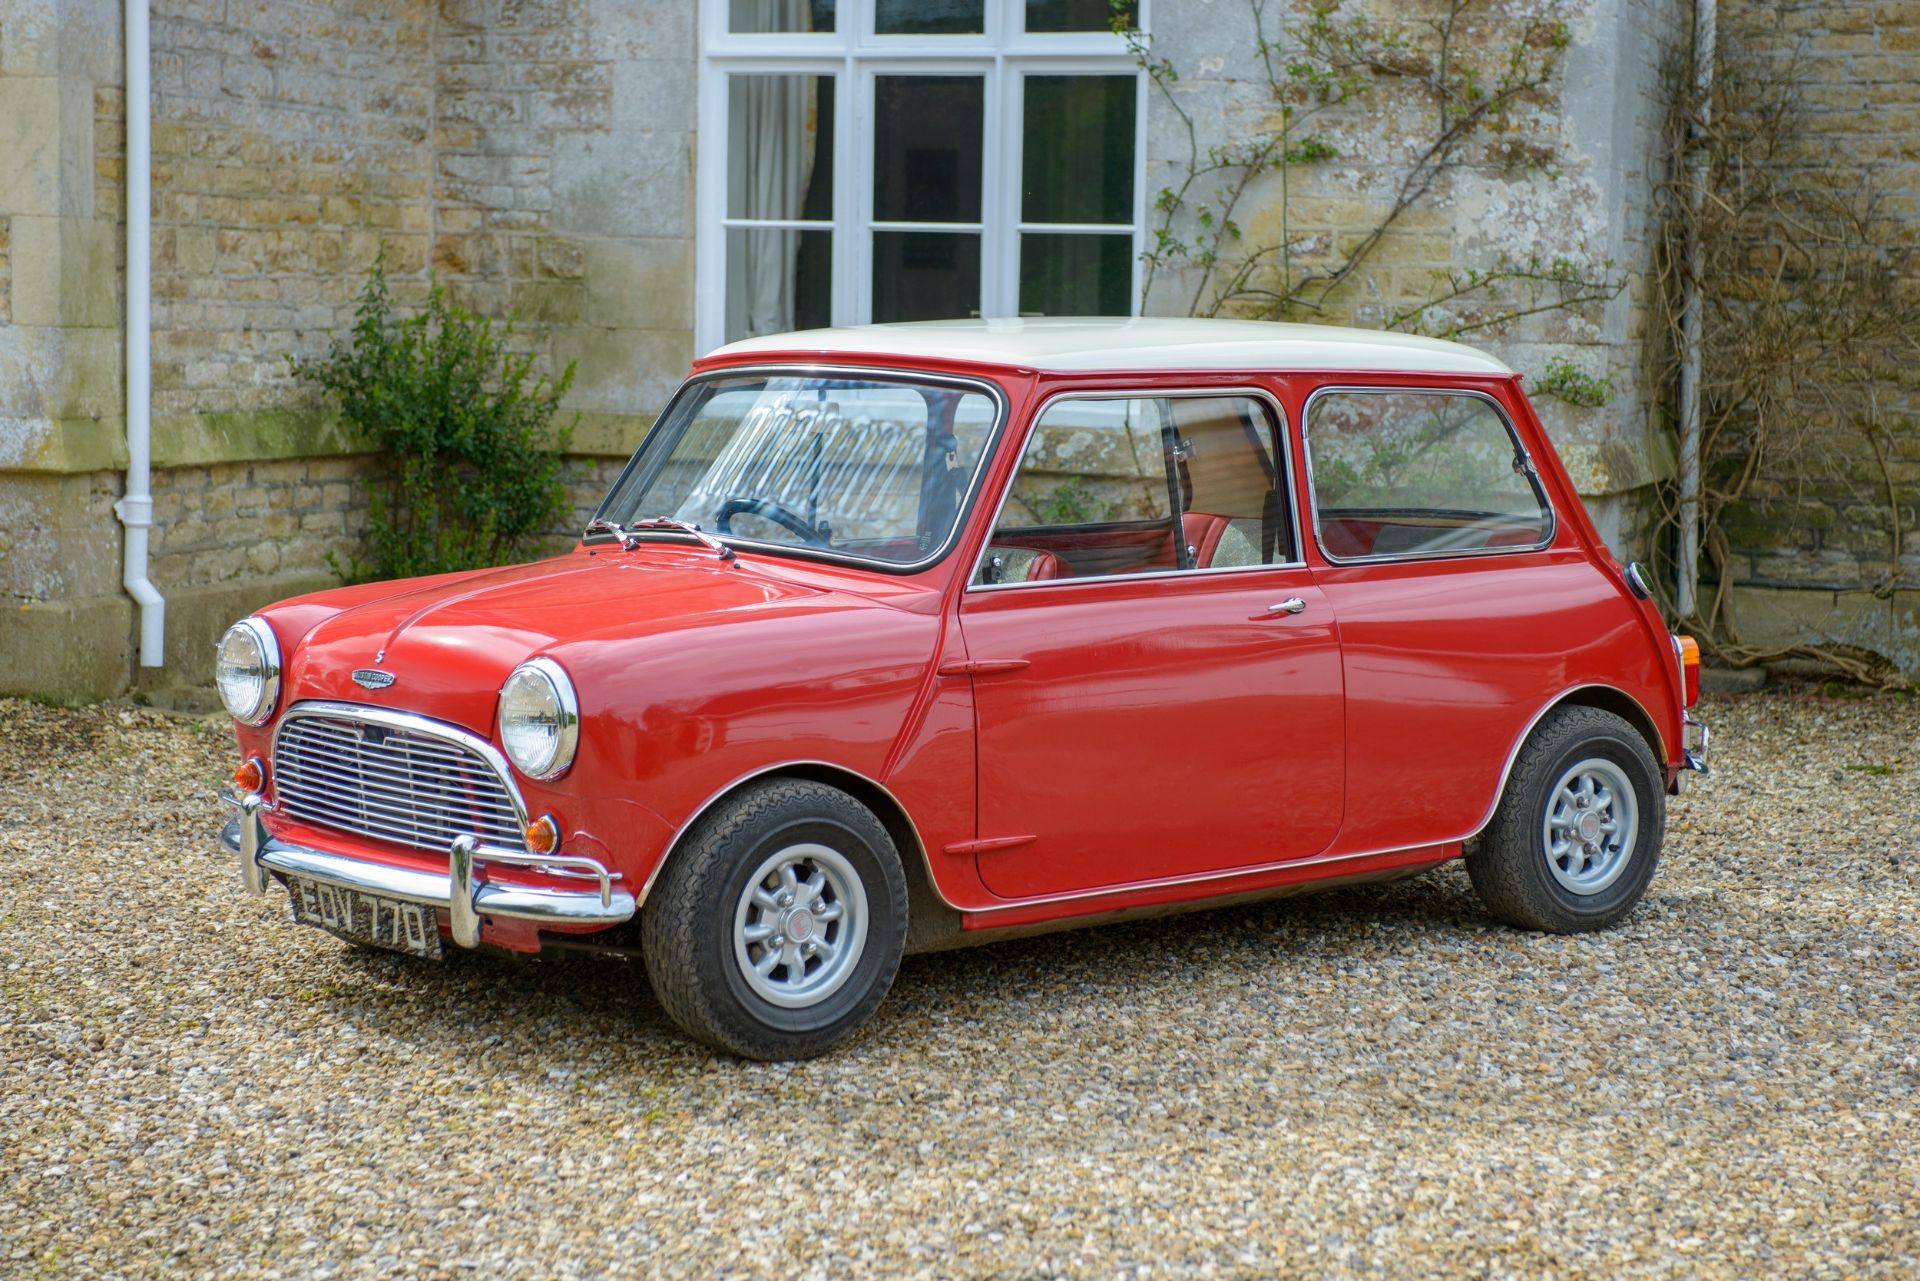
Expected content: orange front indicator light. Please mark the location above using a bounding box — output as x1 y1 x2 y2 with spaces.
1676 635 1701 707
525 815 561 855
232 757 265 793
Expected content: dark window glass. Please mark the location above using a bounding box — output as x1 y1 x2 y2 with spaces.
1019 233 1131 316
875 0 982 34
1025 0 1138 32
730 0 836 32
874 77 984 223
872 232 981 321
1022 75 1135 224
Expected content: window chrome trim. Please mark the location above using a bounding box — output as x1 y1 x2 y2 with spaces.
963 385 1306 594
1300 384 1557 566
272 700 531 829
588 362 1010 577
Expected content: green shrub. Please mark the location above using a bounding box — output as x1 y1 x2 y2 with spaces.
1536 356 1613 408
291 257 576 582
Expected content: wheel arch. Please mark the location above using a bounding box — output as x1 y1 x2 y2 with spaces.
1471 683 1667 842
640 761 963 953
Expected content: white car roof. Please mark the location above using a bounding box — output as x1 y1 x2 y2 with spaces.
707 317 1513 377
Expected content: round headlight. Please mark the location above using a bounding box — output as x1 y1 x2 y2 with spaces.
499 658 579 781
215 618 281 726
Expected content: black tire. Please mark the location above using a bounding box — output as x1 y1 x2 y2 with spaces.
1467 705 1665 933
640 779 908 1060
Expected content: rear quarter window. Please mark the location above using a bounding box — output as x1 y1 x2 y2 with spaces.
1305 388 1552 561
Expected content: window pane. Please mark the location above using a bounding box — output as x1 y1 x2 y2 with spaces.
977 395 1286 583
876 0 983 34
874 77 983 223
601 374 999 566
1019 233 1131 316
1025 0 1137 32
872 231 981 322
1167 396 1291 565
730 0 835 32
1023 75 1135 224
725 228 831 342
727 75 834 220
1306 391 1552 559
977 397 1172 584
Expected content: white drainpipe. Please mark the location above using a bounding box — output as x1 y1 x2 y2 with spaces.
115 0 165 667
1675 0 1716 620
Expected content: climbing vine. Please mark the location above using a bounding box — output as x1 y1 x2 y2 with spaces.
1120 0 1622 342
1646 29 1920 685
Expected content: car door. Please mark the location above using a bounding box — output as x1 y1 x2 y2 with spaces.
956 389 1346 901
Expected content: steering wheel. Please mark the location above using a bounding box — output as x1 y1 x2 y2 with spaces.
714 496 830 545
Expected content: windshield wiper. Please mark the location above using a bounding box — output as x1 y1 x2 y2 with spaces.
583 516 735 561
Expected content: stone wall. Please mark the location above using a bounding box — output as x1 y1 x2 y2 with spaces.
1141 0 1690 556
0 0 697 701
1706 0 1920 672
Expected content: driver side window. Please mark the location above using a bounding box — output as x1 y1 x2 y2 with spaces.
975 394 1291 585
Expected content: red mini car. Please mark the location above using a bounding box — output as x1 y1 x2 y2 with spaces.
218 318 1708 1059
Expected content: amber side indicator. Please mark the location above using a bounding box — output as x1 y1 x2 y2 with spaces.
1676 635 1701 707
525 815 561 855
232 757 265 792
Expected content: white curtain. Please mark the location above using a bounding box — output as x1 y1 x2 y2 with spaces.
726 2 820 339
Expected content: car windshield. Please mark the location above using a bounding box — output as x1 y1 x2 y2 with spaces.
592 372 1002 567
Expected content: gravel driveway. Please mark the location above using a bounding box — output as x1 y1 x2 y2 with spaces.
1 693 1915 1278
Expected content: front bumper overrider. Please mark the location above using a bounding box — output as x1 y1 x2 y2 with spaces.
220 791 636 948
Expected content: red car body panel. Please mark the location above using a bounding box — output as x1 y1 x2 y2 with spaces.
237 348 1687 950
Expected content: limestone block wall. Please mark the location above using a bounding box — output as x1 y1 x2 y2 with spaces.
0 0 697 700
1706 0 1920 672
1143 0 1690 557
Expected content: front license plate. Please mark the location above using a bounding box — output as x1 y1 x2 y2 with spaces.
287 877 443 959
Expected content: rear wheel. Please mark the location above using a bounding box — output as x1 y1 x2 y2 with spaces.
1468 705 1665 933
640 779 908 1060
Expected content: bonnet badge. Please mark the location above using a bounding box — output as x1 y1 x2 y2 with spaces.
352 668 396 690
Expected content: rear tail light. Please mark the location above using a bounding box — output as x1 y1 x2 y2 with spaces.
1675 635 1701 707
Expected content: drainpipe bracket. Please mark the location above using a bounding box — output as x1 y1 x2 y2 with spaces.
114 494 154 527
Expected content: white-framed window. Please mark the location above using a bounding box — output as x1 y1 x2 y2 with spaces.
696 0 1148 353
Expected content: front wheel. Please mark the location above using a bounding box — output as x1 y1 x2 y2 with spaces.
1467 705 1666 933
640 780 907 1059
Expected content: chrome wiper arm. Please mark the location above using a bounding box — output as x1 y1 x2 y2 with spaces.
621 516 737 561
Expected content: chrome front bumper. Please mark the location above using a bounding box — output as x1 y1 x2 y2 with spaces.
221 791 636 948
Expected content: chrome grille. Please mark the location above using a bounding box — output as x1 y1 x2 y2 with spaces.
273 708 526 854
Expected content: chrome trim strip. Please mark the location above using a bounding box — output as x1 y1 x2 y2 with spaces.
587 362 1012 576
958 682 1662 916
219 821 635 937
1299 385 1558 566
274 699 531 828
963 385 1307 593
640 759 955 912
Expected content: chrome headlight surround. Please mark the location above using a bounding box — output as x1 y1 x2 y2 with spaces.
499 657 580 782
215 617 282 727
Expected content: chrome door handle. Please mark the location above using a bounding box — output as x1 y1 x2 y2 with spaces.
1267 597 1307 615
